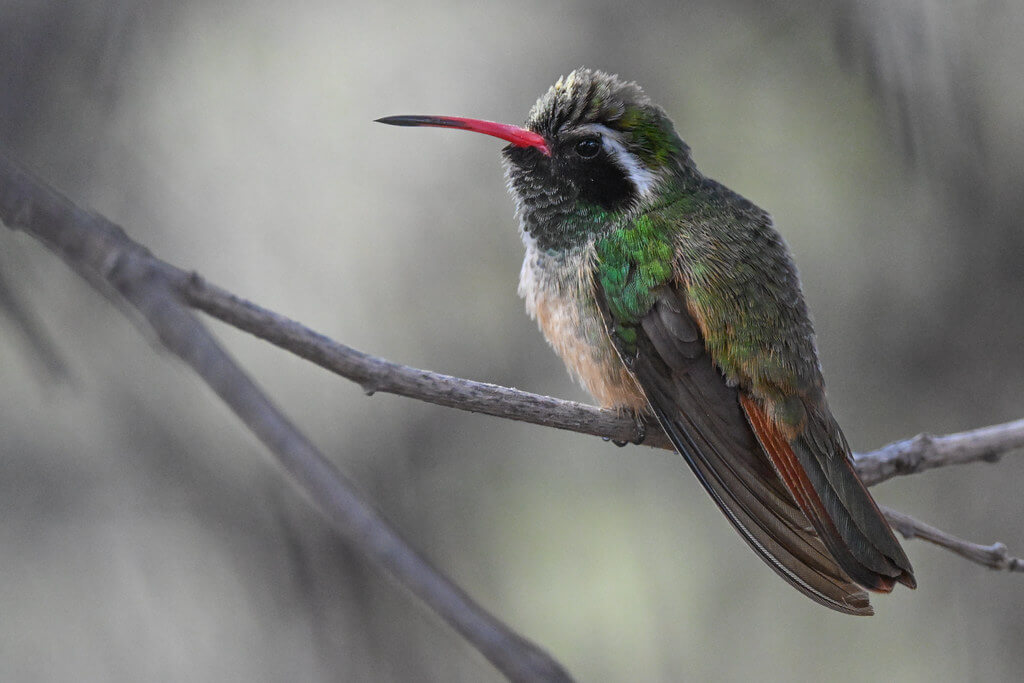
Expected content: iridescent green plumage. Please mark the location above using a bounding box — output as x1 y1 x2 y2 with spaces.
596 204 687 349
379 67 916 614
517 69 914 612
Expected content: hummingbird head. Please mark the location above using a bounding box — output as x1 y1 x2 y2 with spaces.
377 68 692 249
503 68 692 247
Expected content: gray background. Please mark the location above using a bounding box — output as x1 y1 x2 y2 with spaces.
1 1 1021 681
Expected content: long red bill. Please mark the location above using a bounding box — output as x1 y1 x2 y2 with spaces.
375 115 550 156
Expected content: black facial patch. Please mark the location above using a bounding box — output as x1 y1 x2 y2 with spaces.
561 144 634 212
503 137 638 251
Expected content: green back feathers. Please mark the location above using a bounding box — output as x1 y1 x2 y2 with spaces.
595 187 814 412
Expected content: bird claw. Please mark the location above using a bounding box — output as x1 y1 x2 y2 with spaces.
608 417 647 447
631 417 648 445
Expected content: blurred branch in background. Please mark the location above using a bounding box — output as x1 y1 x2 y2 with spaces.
0 264 73 382
833 0 985 171
0 154 573 683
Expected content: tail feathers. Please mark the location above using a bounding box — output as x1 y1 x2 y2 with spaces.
647 395 874 615
799 417 916 588
741 396 916 592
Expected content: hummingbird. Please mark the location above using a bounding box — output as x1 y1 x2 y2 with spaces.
377 68 915 615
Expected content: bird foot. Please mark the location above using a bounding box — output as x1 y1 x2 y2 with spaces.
607 416 646 447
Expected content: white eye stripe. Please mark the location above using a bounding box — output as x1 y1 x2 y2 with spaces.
589 124 658 201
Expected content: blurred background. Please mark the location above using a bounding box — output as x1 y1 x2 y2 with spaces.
1 0 1022 680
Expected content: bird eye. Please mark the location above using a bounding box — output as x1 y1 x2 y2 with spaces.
575 137 601 158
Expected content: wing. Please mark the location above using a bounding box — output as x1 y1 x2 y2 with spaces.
606 286 876 615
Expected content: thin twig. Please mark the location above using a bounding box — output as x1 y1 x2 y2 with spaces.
181 273 672 450
0 153 573 683
881 506 1024 572
856 421 1024 486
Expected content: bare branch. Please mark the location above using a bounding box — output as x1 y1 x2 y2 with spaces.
171 261 1024 577
178 271 1024 494
160 239 1024 579
0 154 573 683
882 506 1024 572
856 421 1024 486
180 273 671 450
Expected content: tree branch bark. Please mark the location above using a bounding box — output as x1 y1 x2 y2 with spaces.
856 420 1024 486
881 506 1024 572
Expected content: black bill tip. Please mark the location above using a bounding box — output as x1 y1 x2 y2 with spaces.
375 115 467 128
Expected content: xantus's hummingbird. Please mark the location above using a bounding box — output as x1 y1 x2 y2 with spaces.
377 68 915 615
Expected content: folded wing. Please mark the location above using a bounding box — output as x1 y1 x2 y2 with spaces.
616 287 878 615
